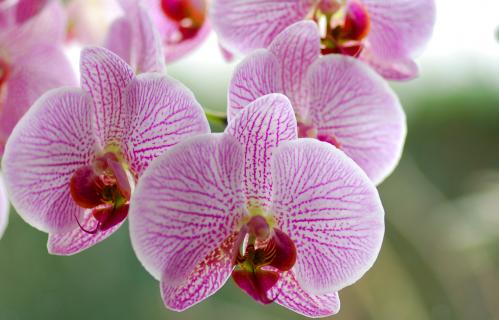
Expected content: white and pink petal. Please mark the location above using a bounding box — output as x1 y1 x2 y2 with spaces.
122 73 210 176
271 139 384 294
211 0 315 55
228 50 283 122
129 134 245 283
271 272 340 318
1 88 97 234
304 55 406 184
225 94 297 210
361 0 436 60
268 20 320 116
80 46 135 147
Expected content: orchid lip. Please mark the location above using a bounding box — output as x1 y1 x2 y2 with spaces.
70 150 133 234
231 215 296 304
314 0 371 56
160 0 207 42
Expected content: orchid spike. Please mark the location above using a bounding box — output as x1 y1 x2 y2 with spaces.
0 0 77 156
140 0 211 62
1 46 210 255
211 0 436 80
129 93 384 318
0 174 8 239
105 0 166 74
229 21 406 185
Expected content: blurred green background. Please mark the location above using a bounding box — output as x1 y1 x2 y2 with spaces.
2 0 499 318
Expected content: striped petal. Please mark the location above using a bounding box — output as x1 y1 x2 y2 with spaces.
305 55 406 184
80 46 135 146
360 49 419 81
225 94 297 210
228 50 282 122
271 272 340 318
271 139 384 294
0 174 9 239
47 209 124 255
129 135 245 294
268 21 320 116
361 0 436 60
161 234 236 311
211 0 315 54
105 1 166 73
2 88 97 234
122 73 210 176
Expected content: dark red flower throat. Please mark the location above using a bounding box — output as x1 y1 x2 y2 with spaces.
70 152 131 234
231 215 297 304
160 0 207 42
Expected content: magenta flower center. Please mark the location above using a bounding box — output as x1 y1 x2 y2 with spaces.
231 215 296 304
160 0 207 42
314 0 371 57
70 151 132 234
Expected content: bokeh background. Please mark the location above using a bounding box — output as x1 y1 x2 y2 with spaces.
1 0 499 319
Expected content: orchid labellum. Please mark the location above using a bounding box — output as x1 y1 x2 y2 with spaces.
2 46 209 255
129 94 384 317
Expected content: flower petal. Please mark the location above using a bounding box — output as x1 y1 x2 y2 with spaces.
361 0 436 60
360 49 419 81
211 0 314 54
305 55 406 184
228 50 282 122
161 234 236 311
0 174 9 239
129 134 245 284
47 209 124 255
271 139 384 294
2 88 97 233
122 73 210 176
225 94 297 210
0 44 77 155
80 46 135 146
104 17 133 67
271 271 340 318
268 21 320 116
106 1 166 73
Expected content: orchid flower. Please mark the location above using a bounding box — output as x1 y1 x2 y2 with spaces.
229 21 405 185
211 0 436 80
129 93 384 318
105 0 166 74
1 46 210 255
141 0 211 62
0 0 76 155
0 174 8 239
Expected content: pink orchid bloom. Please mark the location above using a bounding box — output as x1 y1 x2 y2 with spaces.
0 0 76 155
212 0 436 80
141 0 211 62
105 0 166 74
229 21 406 185
0 174 8 239
1 46 210 255
129 93 384 317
